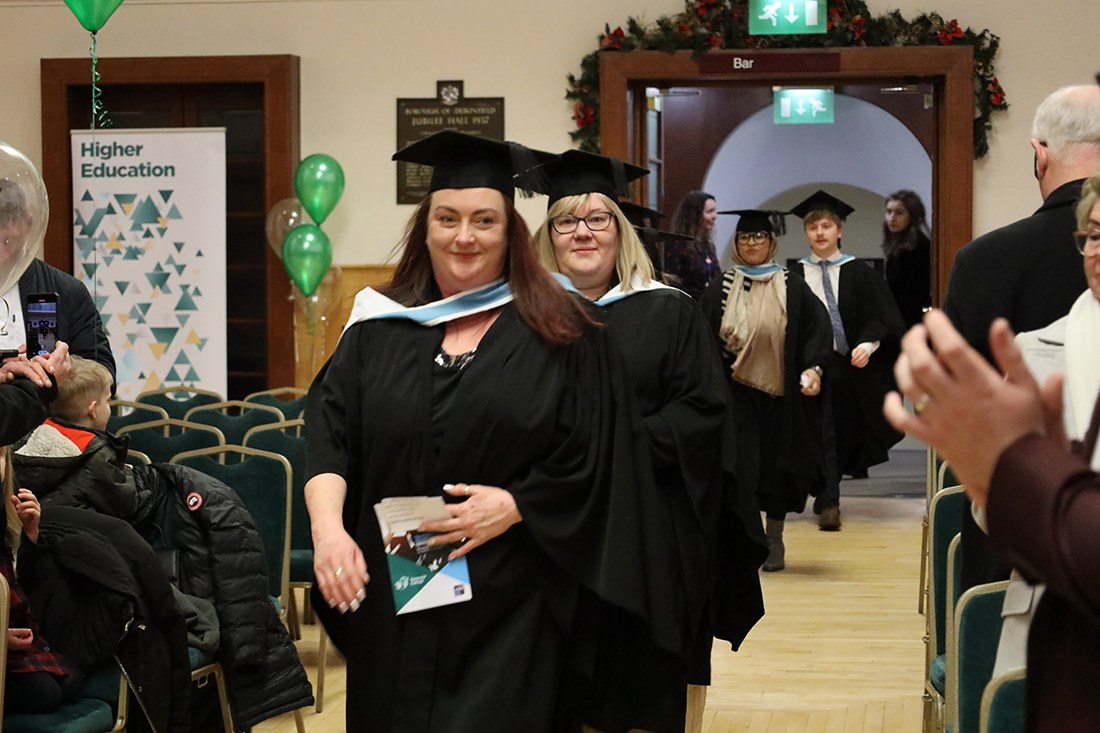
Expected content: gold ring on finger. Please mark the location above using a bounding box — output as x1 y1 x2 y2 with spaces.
914 393 932 415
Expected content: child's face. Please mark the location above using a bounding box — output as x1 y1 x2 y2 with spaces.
92 385 112 431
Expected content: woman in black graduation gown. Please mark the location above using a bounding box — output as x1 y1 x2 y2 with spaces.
881 190 932 329
700 210 832 572
304 131 686 733
529 150 767 733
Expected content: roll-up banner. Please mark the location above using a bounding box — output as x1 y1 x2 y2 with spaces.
71 128 227 400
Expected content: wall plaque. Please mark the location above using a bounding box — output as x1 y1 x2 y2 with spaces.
396 81 505 204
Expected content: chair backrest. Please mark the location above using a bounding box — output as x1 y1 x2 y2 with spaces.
135 387 223 421
930 485 966 658
980 668 1026 733
243 388 307 421
243 420 309 553
126 449 152 466
943 533 963 669
950 581 1010 733
117 419 226 464
183 401 285 446
938 461 958 495
0 572 10 710
107 400 170 434
170 446 291 605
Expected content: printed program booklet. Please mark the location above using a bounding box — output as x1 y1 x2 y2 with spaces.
374 496 473 614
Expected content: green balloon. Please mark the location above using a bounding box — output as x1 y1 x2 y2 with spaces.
281 224 332 297
63 0 125 32
294 154 345 225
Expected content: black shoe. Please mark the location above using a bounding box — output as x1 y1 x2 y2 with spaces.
762 536 785 571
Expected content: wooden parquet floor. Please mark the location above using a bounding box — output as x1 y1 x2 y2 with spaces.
257 496 926 733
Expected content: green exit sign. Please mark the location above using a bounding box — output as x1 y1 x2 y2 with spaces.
773 88 835 124
748 0 827 35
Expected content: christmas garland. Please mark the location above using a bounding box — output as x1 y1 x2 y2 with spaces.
566 0 1007 158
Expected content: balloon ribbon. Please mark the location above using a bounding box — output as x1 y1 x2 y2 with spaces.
89 32 113 130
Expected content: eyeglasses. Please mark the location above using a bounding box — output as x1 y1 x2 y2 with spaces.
736 231 772 245
550 211 614 235
1074 229 1100 255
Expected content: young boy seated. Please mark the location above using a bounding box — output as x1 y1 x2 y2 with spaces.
11 355 137 518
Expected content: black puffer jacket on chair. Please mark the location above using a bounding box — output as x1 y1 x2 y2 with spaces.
130 462 313 729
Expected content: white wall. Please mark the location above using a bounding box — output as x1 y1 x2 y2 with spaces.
1 0 1096 266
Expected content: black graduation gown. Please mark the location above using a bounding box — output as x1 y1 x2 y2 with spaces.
305 304 687 733
701 270 833 514
884 231 931 330
602 288 766 677
810 259 906 476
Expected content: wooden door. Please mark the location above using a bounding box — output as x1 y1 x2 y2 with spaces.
40 55 299 395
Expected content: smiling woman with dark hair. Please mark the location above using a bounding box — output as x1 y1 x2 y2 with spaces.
305 132 688 733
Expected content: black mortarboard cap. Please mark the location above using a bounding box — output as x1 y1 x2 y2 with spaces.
718 209 791 235
520 149 649 206
618 201 665 228
392 129 555 198
789 190 855 220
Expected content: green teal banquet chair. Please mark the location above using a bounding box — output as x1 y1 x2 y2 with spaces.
183 400 285 447
980 668 1026 733
116 418 225 464
169 444 303 733
3 558 132 733
925 485 965 733
243 419 329 712
948 581 1009 733
170 445 292 613
243 387 307 421
106 399 168 434
135 386 223 421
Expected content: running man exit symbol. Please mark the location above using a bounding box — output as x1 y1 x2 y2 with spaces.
774 88 835 125
749 0 826 34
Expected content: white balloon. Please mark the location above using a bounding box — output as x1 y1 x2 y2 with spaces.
0 142 49 297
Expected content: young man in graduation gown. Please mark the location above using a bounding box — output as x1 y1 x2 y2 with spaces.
794 190 905 530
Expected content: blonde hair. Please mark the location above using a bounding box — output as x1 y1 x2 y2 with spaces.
1076 174 1100 230
802 209 843 227
51 355 113 423
534 192 655 290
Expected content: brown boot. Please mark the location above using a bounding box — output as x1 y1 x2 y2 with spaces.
762 518 785 571
818 505 842 531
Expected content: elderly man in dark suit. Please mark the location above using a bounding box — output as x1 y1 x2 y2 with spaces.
942 83 1100 590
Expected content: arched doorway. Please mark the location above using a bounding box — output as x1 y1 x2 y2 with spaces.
703 92 931 264
598 46 974 303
